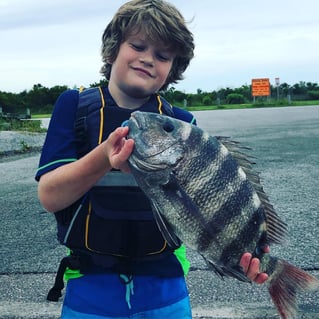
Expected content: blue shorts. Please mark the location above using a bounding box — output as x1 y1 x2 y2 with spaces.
61 273 191 318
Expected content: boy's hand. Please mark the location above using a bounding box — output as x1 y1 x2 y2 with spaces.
240 246 270 284
104 126 134 173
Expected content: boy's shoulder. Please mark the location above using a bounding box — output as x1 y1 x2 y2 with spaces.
50 89 80 120
57 88 79 105
159 94 196 125
172 106 197 125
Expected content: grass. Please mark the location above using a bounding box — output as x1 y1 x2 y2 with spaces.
31 114 52 119
0 118 47 133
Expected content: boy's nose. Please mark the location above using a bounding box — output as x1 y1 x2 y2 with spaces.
139 51 154 66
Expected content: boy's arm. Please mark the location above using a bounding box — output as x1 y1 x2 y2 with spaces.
38 127 134 213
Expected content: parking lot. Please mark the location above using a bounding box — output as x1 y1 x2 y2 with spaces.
0 105 318 318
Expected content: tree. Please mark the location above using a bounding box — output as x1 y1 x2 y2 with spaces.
1 79 319 115
278 83 290 96
306 82 318 90
292 81 307 95
90 79 109 88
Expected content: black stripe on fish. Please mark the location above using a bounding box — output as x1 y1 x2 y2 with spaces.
176 134 221 193
214 150 241 184
190 152 241 211
196 179 258 252
219 205 266 265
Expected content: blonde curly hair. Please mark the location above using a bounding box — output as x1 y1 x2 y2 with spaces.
100 0 194 91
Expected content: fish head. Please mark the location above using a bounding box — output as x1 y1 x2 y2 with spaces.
127 111 189 185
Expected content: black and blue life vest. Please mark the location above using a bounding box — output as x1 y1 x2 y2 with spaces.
57 87 178 260
47 86 195 301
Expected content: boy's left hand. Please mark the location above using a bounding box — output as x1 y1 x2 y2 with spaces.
240 246 270 284
105 126 135 173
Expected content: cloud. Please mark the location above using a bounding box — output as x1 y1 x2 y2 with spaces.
0 0 121 30
1 0 318 93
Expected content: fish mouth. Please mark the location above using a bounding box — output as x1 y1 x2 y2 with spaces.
129 153 167 172
129 112 150 131
129 112 142 130
128 113 163 172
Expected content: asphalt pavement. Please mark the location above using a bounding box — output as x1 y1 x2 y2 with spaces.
1 105 319 318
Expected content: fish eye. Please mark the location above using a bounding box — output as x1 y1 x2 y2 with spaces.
162 121 174 133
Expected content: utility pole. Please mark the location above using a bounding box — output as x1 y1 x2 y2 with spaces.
275 77 280 100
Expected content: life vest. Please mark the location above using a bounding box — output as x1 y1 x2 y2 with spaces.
56 86 177 257
47 86 194 301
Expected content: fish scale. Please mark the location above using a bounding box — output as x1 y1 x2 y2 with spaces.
127 111 319 319
200 183 261 252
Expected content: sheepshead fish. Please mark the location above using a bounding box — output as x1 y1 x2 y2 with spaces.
127 111 319 319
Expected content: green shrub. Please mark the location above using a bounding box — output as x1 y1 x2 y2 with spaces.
202 95 213 106
226 93 246 104
308 90 319 100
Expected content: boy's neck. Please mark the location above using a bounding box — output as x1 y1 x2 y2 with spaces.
108 83 151 110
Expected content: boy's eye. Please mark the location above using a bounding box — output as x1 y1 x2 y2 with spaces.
156 53 170 62
130 43 144 51
129 42 173 62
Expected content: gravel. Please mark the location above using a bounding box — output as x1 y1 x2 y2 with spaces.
0 131 46 159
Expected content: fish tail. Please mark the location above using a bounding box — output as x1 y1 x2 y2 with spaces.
268 259 319 319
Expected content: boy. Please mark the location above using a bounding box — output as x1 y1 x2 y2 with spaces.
36 1 268 318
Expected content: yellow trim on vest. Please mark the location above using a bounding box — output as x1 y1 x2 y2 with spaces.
98 86 105 145
85 202 93 251
146 240 168 255
156 95 163 114
84 200 127 257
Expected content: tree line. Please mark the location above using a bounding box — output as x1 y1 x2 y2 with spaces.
1 80 319 115
161 81 319 107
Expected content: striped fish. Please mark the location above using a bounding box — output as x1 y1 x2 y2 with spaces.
127 111 319 319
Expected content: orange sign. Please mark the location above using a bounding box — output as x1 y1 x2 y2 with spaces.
251 78 270 96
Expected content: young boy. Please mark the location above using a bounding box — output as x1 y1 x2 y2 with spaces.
36 1 268 318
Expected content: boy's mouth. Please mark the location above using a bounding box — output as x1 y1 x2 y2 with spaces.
132 67 154 78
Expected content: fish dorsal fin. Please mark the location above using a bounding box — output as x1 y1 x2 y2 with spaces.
216 136 288 245
216 136 255 171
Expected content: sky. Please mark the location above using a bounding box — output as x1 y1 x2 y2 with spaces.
1 0 318 94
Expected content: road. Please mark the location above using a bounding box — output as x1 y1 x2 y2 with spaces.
0 105 318 318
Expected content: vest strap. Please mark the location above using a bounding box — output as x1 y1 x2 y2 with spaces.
95 171 138 187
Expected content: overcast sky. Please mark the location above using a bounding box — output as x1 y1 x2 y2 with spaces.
1 0 318 93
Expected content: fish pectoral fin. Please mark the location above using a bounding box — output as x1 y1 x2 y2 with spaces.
204 258 226 279
151 201 182 249
223 266 251 283
206 258 251 283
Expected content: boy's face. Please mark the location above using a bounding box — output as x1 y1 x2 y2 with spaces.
109 33 175 100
